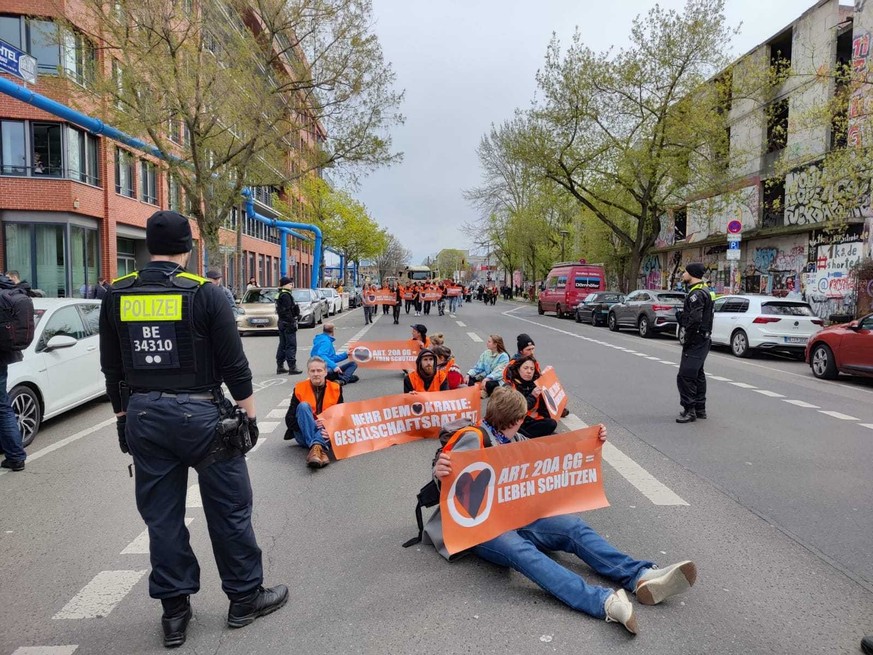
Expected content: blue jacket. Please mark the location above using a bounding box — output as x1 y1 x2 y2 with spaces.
310 332 348 369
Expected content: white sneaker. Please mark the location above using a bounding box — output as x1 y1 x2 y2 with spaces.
635 561 697 605
604 589 637 634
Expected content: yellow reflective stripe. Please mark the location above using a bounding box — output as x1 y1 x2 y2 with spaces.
119 294 184 321
175 272 208 285
112 272 138 285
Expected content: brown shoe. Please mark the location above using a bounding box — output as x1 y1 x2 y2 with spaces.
306 445 325 468
319 448 330 467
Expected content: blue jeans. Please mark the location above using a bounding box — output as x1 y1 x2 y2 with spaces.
292 402 328 448
0 365 26 462
449 297 458 313
327 361 358 384
471 514 653 618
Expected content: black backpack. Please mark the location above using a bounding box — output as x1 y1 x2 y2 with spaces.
402 419 489 548
0 287 35 352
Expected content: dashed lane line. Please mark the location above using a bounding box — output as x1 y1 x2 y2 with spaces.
12 647 79 655
340 314 381 352
818 410 860 421
754 390 785 398
561 413 688 506
860 424 873 430
783 399 820 409
730 382 757 389
121 518 194 555
456 321 467 327
708 375 732 382
467 332 483 343
53 570 147 620
0 418 116 478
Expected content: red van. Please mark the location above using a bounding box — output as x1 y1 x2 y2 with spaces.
538 261 607 318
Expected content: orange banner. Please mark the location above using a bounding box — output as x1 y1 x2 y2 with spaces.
347 340 422 369
440 428 607 554
364 288 398 305
534 366 568 420
402 290 415 300
421 289 442 301
320 387 481 459
446 287 462 297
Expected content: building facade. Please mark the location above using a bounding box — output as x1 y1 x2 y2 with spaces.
645 0 873 319
0 2 317 297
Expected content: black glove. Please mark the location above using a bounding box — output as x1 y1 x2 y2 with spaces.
248 417 259 447
116 415 129 454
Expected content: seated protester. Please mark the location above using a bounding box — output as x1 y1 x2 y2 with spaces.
504 355 557 438
432 345 465 390
504 333 569 417
425 387 697 634
411 323 431 349
283 356 343 469
403 349 448 393
311 322 358 385
466 334 509 396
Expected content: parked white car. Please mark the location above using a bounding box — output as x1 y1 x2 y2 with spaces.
710 294 823 358
7 299 106 447
318 287 342 315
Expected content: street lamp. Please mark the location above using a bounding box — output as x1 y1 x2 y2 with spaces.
559 229 569 261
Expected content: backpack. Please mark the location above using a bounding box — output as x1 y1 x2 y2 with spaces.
0 287 35 352
401 418 489 548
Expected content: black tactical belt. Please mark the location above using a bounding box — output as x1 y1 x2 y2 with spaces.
132 390 216 400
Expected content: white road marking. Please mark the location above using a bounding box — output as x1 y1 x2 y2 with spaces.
12 648 79 655
456 321 467 327
645 356 661 361
659 360 675 365
708 375 732 382
247 436 267 455
266 409 285 419
0 418 116 477
257 421 280 433
754 390 785 398
783 399 820 409
467 332 483 343
53 570 147 619
278 397 290 407
339 315 380 352
818 410 860 421
122 518 193 555
633 352 648 357
860 424 873 430
561 414 688 506
730 382 757 389
186 484 202 508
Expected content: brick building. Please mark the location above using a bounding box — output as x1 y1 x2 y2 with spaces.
0 2 318 297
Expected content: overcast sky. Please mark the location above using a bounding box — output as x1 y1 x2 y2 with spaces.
354 0 841 265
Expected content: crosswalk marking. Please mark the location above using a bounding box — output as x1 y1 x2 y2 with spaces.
782 399 820 409
456 321 467 327
186 484 202 508
12 647 79 655
279 397 291 407
53 570 147 620
266 408 285 419
257 421 280 433
467 332 483 342
818 410 860 421
121 518 193 555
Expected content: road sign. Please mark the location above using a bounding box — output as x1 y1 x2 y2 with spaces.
0 39 37 84
726 248 741 261
727 219 743 234
727 234 742 243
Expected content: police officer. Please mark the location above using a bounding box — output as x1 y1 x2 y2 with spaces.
275 276 302 375
99 211 287 648
675 262 715 424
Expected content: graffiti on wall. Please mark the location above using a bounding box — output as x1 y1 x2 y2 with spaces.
641 254 663 289
803 241 863 318
686 186 758 243
784 164 872 226
752 244 807 274
849 30 871 147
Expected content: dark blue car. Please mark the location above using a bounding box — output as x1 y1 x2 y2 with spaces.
574 292 624 326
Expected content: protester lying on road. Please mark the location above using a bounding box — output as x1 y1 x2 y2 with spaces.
284 356 344 469
403 349 448 393
423 387 697 634
503 355 557 439
432 345 465 390
311 322 359 386
466 334 509 397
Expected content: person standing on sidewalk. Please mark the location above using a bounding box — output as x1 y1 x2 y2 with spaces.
675 263 715 423
0 273 34 472
276 277 302 375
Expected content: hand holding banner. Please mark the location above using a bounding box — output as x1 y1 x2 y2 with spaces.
320 386 481 459
364 288 398 305
534 366 568 420
347 340 422 369
439 428 607 554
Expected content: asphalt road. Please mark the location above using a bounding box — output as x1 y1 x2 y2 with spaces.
0 298 871 654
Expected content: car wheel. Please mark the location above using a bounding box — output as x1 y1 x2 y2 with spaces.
591 313 598 327
810 343 838 379
574 310 581 323
317 310 323 325
731 329 750 358
537 302 544 315
10 385 41 448
608 313 619 332
638 315 651 338
556 304 563 319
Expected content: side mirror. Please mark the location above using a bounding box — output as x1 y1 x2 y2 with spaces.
846 321 860 331
45 335 78 351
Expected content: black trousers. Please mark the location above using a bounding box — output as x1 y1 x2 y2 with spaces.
405 300 412 313
392 303 401 323
423 301 431 315
677 337 710 410
519 416 558 438
383 303 390 315
276 323 298 369
126 393 263 600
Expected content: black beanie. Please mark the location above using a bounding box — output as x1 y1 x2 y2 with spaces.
517 333 534 352
146 211 193 255
685 262 706 279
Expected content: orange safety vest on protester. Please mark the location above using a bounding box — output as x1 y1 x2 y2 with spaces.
294 379 341 415
407 369 447 392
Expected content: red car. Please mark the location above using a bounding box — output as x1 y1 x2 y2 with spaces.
805 313 873 379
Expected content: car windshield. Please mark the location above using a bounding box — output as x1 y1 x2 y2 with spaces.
657 293 686 302
242 289 278 303
762 302 815 316
292 289 312 303
598 293 623 302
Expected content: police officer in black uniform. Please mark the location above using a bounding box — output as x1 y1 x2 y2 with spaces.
275 276 302 374
675 262 715 424
99 211 288 648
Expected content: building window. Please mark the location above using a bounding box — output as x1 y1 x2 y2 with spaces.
27 18 61 75
67 127 101 186
169 117 182 144
763 177 785 228
71 225 100 297
769 28 793 76
673 207 687 241
32 122 63 176
141 160 158 204
168 175 182 211
766 99 789 154
0 120 26 175
115 147 135 197
113 60 125 110
62 30 96 86
3 223 71 297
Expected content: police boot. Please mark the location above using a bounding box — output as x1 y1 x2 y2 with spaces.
161 596 192 648
675 408 697 424
227 585 289 628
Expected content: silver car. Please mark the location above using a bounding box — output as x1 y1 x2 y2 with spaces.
608 290 686 338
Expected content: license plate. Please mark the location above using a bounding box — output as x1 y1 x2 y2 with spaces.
249 318 270 325
784 336 806 344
